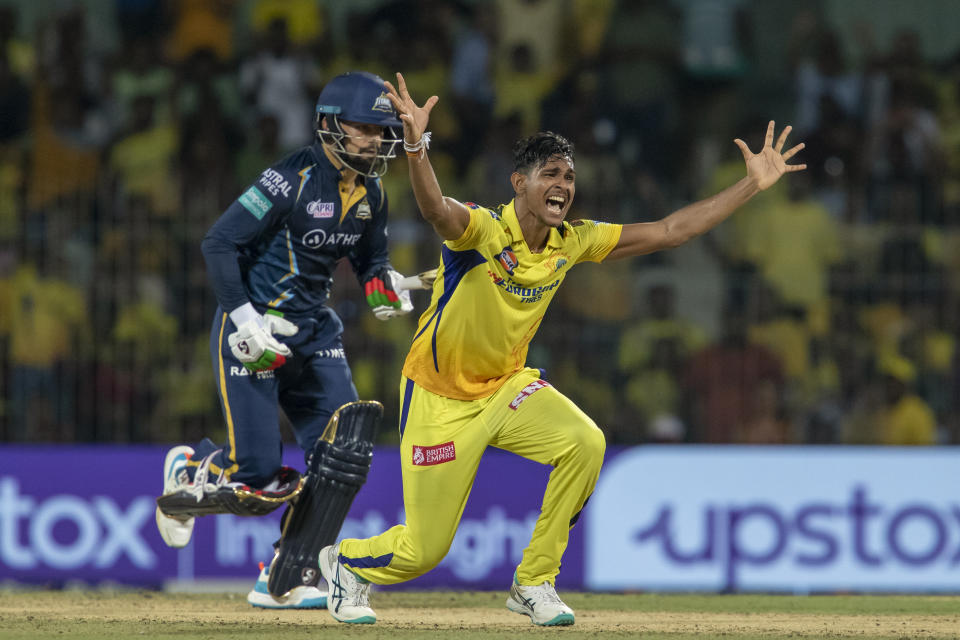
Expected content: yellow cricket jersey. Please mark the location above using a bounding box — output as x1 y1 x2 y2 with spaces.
402 200 622 400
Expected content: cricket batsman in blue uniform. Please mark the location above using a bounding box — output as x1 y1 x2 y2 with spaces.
154 71 420 609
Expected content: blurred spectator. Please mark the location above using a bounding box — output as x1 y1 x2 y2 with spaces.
737 378 792 444
794 30 864 136
599 0 681 176
494 43 559 136
247 0 326 48
234 113 280 186
111 36 175 126
166 0 234 63
619 283 706 373
876 355 937 445
107 94 180 217
448 4 497 180
0 47 30 143
239 17 320 150
0 260 89 441
495 0 570 74
684 309 784 442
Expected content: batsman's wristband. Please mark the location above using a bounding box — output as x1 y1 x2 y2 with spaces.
404 131 432 157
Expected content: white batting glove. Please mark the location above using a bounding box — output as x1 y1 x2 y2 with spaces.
227 304 299 372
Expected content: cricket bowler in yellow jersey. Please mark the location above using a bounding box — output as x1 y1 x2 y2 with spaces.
315 73 807 626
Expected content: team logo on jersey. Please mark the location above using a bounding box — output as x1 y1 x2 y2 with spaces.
509 379 552 410
465 202 480 209
306 200 335 218
496 246 518 275
372 91 393 113
412 441 456 466
356 199 372 220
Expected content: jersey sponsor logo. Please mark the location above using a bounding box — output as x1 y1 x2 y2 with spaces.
412 441 456 466
306 200 335 218
496 247 518 276
316 347 345 359
372 91 394 113
487 270 561 303
302 229 363 249
229 366 275 380
259 168 292 198
238 186 272 220
464 202 480 209
356 199 372 220
509 379 551 410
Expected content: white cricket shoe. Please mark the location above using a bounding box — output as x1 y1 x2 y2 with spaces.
317 544 376 624
506 573 575 626
155 445 195 548
247 562 327 609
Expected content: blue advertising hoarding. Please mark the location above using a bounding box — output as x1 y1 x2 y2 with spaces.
1 445 958 592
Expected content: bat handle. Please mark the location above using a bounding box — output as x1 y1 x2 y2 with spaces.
396 275 424 291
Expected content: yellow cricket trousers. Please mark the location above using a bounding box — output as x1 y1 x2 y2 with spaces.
338 367 605 587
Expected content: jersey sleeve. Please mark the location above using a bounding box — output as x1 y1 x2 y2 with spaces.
201 164 299 314
569 220 623 264
350 179 392 282
444 204 499 252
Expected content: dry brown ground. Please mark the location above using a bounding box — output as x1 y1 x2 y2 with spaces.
2 593 959 637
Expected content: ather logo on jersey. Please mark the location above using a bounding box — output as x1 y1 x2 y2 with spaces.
412 442 456 466
302 229 362 249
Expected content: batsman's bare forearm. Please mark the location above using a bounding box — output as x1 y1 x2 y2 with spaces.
607 176 759 260
407 152 469 240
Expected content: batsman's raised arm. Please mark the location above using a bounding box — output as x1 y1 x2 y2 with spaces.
385 73 470 241
606 121 806 260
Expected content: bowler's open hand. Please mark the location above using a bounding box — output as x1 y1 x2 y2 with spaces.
735 121 806 191
385 73 438 146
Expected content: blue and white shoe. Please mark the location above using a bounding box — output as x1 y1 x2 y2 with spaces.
506 572 575 626
155 445 195 548
317 544 376 623
247 562 327 609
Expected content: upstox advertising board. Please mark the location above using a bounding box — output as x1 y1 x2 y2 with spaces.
1 445 957 592
587 446 960 592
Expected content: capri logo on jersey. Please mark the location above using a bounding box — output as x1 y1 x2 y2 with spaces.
306 200 335 218
509 379 551 410
238 186 272 220
372 91 393 113
496 247 518 275
412 441 456 466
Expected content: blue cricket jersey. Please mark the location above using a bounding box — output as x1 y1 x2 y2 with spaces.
202 142 391 320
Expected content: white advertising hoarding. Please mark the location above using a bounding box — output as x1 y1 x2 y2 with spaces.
586 447 960 592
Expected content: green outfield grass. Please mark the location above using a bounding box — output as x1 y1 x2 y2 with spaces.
1 590 958 639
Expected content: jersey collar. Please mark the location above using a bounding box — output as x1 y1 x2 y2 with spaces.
503 199 565 251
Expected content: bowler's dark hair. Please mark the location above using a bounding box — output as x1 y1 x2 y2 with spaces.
512 131 575 174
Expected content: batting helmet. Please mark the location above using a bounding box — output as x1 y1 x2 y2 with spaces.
315 71 402 177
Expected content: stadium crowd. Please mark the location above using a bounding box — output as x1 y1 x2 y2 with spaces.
1 0 958 447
